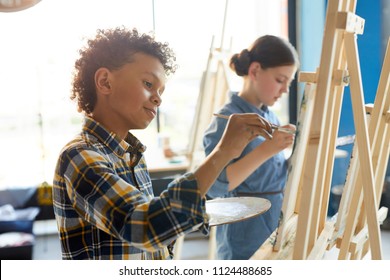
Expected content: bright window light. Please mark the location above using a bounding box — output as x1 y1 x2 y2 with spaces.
0 0 287 189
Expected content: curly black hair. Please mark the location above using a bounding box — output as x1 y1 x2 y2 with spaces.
71 26 177 114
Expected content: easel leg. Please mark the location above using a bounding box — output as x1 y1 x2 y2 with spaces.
344 32 382 259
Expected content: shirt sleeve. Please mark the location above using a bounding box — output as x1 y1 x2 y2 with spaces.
203 116 231 198
61 146 208 252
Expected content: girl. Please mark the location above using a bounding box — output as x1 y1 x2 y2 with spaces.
203 35 299 260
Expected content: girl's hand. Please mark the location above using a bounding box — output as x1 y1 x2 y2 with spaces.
266 124 296 151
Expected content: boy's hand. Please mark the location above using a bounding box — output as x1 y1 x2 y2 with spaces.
217 113 273 159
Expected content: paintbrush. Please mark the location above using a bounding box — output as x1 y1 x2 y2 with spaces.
269 124 296 135
213 113 295 136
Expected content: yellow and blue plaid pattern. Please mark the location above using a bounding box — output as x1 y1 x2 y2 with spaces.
52 117 208 260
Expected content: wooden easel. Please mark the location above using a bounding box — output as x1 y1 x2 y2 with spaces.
250 82 317 259
176 0 232 260
187 0 232 172
178 38 232 260
175 36 232 260
186 36 233 171
251 0 389 260
335 37 390 259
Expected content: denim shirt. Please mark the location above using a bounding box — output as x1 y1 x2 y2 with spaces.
203 92 288 259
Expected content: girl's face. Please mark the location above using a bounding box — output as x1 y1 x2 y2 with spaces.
250 63 296 107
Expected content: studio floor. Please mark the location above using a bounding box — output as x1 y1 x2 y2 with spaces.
31 220 390 260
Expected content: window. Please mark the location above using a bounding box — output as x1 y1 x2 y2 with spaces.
0 0 288 189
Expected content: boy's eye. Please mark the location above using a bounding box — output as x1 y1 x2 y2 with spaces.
144 81 153 89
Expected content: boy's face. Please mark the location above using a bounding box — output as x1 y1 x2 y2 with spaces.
106 52 166 131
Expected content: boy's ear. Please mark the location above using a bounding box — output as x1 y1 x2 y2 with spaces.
95 68 112 94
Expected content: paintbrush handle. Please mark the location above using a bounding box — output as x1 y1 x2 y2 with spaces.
213 113 273 139
213 113 295 135
274 127 296 135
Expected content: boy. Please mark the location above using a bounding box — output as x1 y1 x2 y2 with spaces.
52 26 272 260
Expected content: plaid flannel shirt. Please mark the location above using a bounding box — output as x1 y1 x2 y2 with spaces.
52 117 208 260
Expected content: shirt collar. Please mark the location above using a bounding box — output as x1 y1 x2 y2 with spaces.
230 92 269 114
82 117 146 166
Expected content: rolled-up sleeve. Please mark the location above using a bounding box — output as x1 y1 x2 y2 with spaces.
148 173 209 245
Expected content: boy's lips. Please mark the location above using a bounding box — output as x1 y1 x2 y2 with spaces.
144 107 157 118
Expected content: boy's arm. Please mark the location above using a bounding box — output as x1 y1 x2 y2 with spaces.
59 147 206 252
